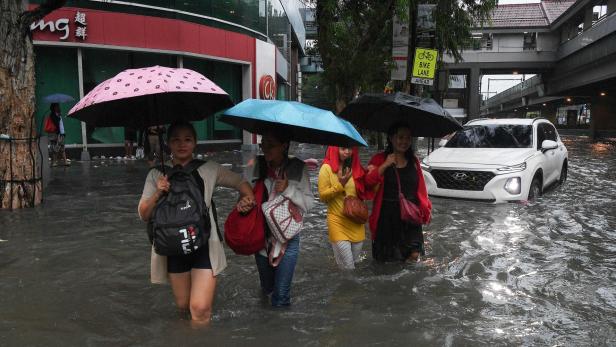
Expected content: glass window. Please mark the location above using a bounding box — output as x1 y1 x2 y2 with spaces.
448 75 467 89
27 0 269 37
445 124 533 148
557 109 567 125
34 46 80 144
593 5 608 25
543 123 557 141
183 57 243 140
268 0 291 61
523 32 537 50
483 33 493 50
82 49 176 144
577 105 591 125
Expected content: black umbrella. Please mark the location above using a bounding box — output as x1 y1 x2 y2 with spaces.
338 92 462 137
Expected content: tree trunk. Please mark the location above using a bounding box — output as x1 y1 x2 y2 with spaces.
335 98 347 114
0 0 66 209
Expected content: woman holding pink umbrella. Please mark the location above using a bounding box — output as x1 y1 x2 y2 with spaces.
69 66 242 324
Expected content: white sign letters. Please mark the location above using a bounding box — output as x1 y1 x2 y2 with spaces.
30 11 88 41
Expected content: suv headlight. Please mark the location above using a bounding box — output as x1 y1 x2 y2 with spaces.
496 162 526 174
420 159 432 172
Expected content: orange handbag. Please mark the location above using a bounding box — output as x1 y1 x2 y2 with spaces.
342 195 369 224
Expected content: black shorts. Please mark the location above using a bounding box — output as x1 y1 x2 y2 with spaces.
167 243 212 273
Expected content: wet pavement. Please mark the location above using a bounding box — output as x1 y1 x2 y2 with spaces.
1 136 615 346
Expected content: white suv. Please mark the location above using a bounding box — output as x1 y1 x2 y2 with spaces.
421 118 568 202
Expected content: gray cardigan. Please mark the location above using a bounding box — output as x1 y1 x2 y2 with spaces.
244 156 315 257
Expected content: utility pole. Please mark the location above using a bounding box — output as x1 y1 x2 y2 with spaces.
404 2 418 95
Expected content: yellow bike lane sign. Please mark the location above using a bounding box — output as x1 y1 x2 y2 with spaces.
411 48 438 86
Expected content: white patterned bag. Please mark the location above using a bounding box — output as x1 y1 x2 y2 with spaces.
135 146 145 159
262 194 303 243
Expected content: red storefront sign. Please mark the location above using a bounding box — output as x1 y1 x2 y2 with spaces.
259 75 276 100
30 7 256 65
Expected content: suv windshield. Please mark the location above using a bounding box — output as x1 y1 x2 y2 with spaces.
445 124 533 148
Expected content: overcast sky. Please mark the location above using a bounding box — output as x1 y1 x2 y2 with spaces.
498 0 541 4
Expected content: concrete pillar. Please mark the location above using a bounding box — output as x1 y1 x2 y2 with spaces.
608 0 616 15
590 96 616 139
560 25 568 43
77 48 90 161
241 64 257 149
468 67 481 119
39 136 50 189
583 6 594 31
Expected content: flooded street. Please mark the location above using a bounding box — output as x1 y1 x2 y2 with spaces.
1 136 615 346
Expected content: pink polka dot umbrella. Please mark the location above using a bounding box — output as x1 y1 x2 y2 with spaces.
68 65 233 127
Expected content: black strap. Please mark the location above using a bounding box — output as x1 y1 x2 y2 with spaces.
261 180 272 240
184 159 207 173
187 161 223 242
394 167 403 197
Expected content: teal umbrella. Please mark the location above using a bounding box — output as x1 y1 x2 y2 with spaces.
219 99 367 147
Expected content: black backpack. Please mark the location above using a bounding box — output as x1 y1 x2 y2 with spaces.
148 160 211 256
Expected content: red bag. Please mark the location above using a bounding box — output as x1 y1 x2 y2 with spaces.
224 180 266 255
44 116 57 133
394 168 423 225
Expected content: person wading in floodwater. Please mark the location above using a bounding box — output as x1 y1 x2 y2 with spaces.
365 122 432 262
138 121 255 325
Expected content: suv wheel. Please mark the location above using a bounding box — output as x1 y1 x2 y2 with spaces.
559 162 568 185
528 176 542 200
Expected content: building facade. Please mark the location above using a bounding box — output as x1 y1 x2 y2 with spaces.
30 0 307 152
443 0 616 135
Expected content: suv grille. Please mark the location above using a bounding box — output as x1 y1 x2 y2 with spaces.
431 170 495 191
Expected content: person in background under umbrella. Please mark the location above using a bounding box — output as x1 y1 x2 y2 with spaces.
365 122 432 262
318 146 370 270
146 125 165 167
134 127 147 159
138 121 255 325
48 103 69 166
245 131 314 307
123 127 137 159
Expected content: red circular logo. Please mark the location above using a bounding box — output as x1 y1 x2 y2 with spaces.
259 75 277 100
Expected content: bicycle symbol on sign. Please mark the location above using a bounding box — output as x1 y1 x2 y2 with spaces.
418 51 434 60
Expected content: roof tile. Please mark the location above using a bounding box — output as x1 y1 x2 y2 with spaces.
477 1 575 28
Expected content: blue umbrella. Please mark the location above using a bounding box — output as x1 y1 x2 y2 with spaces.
219 99 368 147
43 93 75 104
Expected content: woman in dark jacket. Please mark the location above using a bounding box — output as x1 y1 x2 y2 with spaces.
48 103 68 166
365 122 432 262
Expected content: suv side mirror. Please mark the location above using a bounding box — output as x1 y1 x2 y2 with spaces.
541 140 558 152
438 138 448 147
